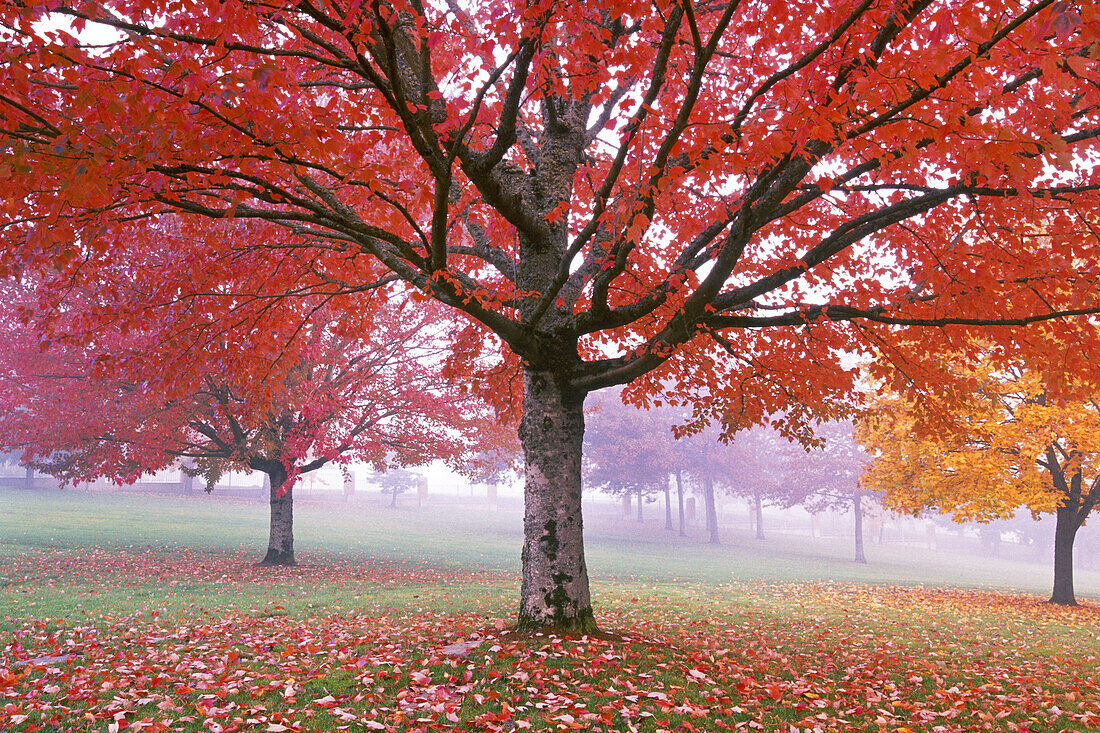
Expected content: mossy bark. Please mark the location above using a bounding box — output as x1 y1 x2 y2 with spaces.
516 369 596 633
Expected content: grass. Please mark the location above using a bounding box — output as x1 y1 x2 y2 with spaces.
2 488 1100 732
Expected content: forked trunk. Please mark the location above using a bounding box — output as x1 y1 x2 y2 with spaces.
753 486 764 540
1051 506 1078 605
516 370 595 633
676 470 686 537
853 493 867 564
261 467 295 566
704 477 720 545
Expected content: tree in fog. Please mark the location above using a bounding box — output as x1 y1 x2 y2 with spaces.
0 291 482 566
584 394 675 526
861 358 1100 604
715 426 792 541
772 421 873 562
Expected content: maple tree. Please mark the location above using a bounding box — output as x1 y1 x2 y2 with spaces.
0 280 480 566
768 421 875 563
859 358 1100 603
2 1 1099 630
583 392 676 526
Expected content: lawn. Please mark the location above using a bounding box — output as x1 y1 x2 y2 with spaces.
2 489 1099 732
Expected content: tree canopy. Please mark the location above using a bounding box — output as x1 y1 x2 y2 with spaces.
2 0 1098 630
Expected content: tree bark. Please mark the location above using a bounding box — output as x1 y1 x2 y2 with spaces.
390 483 398 507
516 369 594 632
1051 505 1078 605
260 466 295 566
853 493 867 564
664 480 674 531
636 488 644 522
23 464 33 491
676 469 686 537
753 486 764 540
704 476 720 545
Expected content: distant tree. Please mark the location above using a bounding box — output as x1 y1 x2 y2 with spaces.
374 467 421 509
715 426 791 541
0 292 482 565
584 394 674 525
772 421 873 562
860 360 1100 604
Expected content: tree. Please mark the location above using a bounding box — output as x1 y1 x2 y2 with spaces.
584 393 676 526
2 2 1099 631
0 287 480 565
771 421 874 563
373 467 420 508
859 361 1100 603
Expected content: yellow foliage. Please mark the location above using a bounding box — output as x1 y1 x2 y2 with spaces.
858 354 1100 523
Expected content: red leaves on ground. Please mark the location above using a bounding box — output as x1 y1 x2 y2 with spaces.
3 550 1100 732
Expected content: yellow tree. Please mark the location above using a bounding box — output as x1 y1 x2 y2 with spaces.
859 362 1100 605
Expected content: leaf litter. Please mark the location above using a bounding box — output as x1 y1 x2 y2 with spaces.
2 549 1099 732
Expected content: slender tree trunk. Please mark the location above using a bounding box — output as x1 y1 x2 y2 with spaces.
1051 506 1079 605
636 488 644 522
516 369 594 632
704 477 720 545
390 484 398 507
664 481 673 531
853 493 867 564
261 466 295 566
23 464 33 491
753 486 764 540
180 458 195 494
676 469 686 537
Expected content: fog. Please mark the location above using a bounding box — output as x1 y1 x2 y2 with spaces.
4 457 1097 602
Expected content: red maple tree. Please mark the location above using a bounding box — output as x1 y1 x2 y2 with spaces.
2 1 1098 630
0 274 483 565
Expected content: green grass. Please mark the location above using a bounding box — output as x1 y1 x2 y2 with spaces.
2 487 1095 599
3 489 1100 732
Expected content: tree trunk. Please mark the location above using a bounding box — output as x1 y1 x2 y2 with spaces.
516 369 594 632
753 486 764 540
390 484 398 507
676 469 686 537
664 481 674 531
23 464 33 491
180 458 194 494
704 477 720 545
636 488 644 522
1051 506 1079 605
853 493 867 564
261 467 295 566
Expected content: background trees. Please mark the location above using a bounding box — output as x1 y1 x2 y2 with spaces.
0 281 483 565
860 358 1100 604
3 1 1098 630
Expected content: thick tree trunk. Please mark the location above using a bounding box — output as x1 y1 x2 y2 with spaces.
704 477 720 545
1051 506 1078 605
636 488 644 522
664 481 674 531
676 470 686 537
753 487 764 540
516 370 594 632
23 465 33 491
853 493 867 564
260 467 295 566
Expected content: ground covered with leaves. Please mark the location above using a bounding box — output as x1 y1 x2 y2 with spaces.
3 547 1100 732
